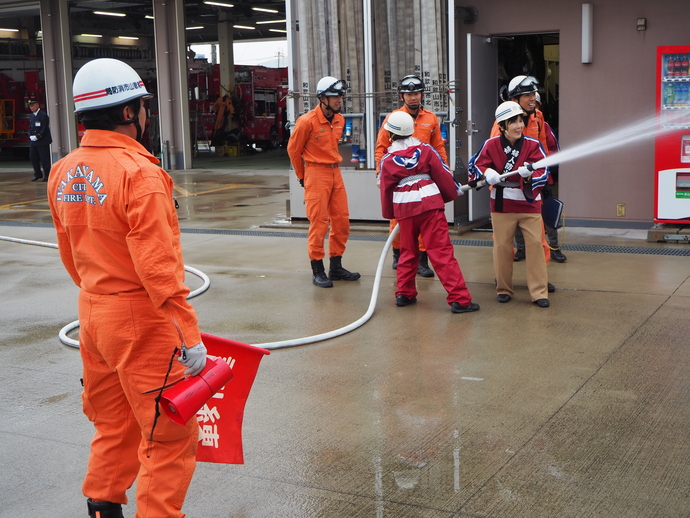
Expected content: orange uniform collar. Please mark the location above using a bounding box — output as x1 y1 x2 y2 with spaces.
81 129 160 164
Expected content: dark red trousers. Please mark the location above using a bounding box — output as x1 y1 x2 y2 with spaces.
396 209 473 306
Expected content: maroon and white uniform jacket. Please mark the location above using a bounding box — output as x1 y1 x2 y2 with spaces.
468 135 548 214
379 137 459 221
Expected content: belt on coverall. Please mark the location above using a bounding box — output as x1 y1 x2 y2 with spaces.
305 162 339 168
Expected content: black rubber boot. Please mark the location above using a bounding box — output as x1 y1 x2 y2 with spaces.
329 256 361 281
311 259 333 287
392 247 400 270
550 249 567 263
417 251 435 278
87 499 124 518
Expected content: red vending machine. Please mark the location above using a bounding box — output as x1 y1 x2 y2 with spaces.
655 45 690 223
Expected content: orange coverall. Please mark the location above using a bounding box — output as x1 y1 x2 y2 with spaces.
212 95 234 131
490 109 551 264
48 130 200 518
375 106 448 249
287 107 350 261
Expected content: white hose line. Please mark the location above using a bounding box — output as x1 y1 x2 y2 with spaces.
0 235 58 249
255 224 399 350
58 266 211 349
3 227 399 351
0 234 211 349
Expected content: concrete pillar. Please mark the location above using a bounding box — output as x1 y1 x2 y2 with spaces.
152 0 191 170
286 0 299 126
39 0 76 160
363 0 375 169
217 12 235 101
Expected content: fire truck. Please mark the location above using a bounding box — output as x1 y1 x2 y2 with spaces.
0 69 44 152
189 63 289 153
0 60 288 155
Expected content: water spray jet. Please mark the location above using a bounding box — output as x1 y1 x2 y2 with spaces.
460 110 690 191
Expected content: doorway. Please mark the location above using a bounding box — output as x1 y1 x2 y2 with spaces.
457 31 560 224
497 33 559 136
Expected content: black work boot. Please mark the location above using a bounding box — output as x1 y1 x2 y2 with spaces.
550 248 567 263
87 499 124 518
329 256 361 281
417 251 435 278
310 259 333 288
392 247 400 270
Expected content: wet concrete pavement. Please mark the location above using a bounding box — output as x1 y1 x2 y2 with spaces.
1 151 690 517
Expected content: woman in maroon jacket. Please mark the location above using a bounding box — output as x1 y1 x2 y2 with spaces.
379 111 479 314
468 101 551 307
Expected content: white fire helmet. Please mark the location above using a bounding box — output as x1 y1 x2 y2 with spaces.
316 76 346 97
507 75 539 99
495 101 525 123
73 58 153 113
384 111 415 137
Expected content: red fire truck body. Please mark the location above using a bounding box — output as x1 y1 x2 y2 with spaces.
190 64 288 149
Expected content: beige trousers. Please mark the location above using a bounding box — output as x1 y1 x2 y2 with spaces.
492 211 548 301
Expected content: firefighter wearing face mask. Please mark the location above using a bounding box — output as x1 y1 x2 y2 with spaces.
288 76 360 288
48 58 205 518
375 75 448 278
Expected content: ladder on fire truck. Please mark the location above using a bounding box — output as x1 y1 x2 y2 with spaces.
191 109 211 157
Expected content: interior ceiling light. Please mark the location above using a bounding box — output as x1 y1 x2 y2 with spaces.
252 7 278 13
233 25 255 30
81 33 103 37
204 1 234 7
186 26 204 30
145 15 154 19
0 28 19 32
94 10 126 17
269 28 287 34
256 19 286 25
118 36 139 40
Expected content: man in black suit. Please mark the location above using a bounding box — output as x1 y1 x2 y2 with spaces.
27 97 52 182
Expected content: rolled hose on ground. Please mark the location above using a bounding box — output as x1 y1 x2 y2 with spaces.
0 225 399 350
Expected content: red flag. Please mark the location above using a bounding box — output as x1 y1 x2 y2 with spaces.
195 333 270 464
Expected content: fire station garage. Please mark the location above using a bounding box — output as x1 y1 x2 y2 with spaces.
0 0 290 169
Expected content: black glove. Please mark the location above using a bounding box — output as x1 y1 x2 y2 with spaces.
467 179 484 191
299 178 304 187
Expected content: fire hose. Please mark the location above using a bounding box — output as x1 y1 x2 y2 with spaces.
0 225 399 351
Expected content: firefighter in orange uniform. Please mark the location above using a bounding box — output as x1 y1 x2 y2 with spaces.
211 94 234 145
48 58 206 518
287 76 360 288
375 75 448 278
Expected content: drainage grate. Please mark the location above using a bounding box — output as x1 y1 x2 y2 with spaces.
178 228 690 256
181 227 309 239
3 222 690 257
560 243 690 256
